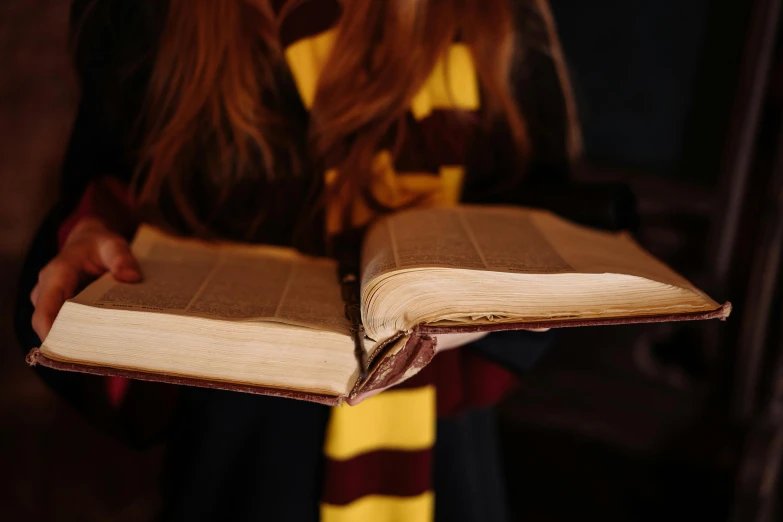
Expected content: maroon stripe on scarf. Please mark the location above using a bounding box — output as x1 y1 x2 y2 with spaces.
278 0 341 48
322 448 432 505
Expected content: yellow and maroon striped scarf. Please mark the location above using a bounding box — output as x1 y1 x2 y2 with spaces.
278 1 481 520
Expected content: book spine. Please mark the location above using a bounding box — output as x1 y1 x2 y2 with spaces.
350 334 437 398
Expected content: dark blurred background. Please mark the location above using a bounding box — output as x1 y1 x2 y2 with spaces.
2 0 782 520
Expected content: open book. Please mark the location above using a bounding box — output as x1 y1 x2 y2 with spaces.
27 206 730 405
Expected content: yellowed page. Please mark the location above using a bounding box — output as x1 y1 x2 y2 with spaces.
73 225 349 333
360 218 398 288
385 207 487 269
459 207 575 273
274 258 351 333
362 206 712 296
361 206 575 277
359 205 723 340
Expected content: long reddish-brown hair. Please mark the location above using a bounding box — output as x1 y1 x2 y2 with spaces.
135 0 579 239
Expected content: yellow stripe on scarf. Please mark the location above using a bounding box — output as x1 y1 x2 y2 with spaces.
324 152 465 235
410 44 479 119
324 386 436 461
285 29 479 118
322 492 434 522
284 22 479 522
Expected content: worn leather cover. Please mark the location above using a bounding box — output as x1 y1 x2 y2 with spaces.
353 333 437 396
26 302 730 404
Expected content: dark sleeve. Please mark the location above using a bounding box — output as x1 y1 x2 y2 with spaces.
467 330 554 376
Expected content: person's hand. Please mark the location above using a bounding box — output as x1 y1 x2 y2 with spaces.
31 218 141 341
346 328 549 405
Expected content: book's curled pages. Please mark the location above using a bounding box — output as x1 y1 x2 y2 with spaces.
28 206 731 405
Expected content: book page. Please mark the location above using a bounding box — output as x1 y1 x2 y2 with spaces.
361 205 706 294
361 206 573 283
87 240 220 311
461 208 574 273
273 258 350 332
529 210 700 292
186 252 292 318
364 207 485 279
360 219 398 288
73 226 349 333
359 206 721 340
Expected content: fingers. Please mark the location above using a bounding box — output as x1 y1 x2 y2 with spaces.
30 283 40 306
96 235 141 282
30 226 141 341
31 259 79 340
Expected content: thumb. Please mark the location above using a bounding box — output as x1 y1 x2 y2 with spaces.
96 235 142 282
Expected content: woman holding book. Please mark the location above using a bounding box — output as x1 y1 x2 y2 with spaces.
18 0 581 520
